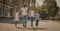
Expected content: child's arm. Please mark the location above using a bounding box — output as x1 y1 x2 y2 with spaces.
39 14 41 20
34 11 36 20
28 10 30 16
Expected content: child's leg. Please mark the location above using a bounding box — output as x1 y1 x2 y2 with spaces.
30 17 34 26
23 15 27 27
36 20 39 26
15 21 18 27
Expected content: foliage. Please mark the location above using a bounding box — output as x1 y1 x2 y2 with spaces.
44 0 59 17
34 6 41 12
33 0 59 19
34 5 48 13
34 5 48 19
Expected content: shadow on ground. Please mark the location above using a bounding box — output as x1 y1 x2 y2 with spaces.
17 27 47 30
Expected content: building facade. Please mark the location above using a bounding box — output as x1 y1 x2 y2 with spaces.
0 0 36 17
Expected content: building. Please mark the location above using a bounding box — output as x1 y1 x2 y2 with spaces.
0 0 36 17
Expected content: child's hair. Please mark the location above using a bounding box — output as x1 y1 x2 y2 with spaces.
15 6 19 12
23 5 27 7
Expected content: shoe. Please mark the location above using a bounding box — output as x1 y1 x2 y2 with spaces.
31 26 34 29
15 26 17 28
23 26 26 27
23 26 26 29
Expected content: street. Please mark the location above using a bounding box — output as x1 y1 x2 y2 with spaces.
0 20 60 31
0 0 60 31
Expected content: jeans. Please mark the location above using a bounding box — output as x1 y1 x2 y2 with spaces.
23 15 27 27
30 17 34 26
36 20 39 26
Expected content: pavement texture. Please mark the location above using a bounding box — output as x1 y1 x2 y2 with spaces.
0 20 60 31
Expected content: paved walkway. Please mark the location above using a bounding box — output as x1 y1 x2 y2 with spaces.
0 20 60 31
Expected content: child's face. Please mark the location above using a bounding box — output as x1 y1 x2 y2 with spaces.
15 6 19 12
16 10 18 12
15 6 18 9
31 9 34 10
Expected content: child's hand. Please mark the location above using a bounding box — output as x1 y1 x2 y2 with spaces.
34 17 36 21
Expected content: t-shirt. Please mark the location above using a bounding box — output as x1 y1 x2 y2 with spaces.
21 7 28 15
29 10 35 17
35 13 40 20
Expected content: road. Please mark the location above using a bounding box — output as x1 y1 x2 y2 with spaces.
0 20 60 31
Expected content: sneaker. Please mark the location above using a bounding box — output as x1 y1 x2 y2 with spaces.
35 24 38 28
23 26 26 27
23 26 26 29
31 26 34 29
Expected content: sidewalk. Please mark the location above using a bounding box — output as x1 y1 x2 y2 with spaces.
0 20 60 31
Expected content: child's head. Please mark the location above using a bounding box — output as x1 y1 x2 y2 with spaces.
15 6 19 12
23 5 27 8
15 5 18 9
31 8 33 10
36 11 39 13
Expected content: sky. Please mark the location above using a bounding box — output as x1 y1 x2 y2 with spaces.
36 0 44 6
55 0 60 7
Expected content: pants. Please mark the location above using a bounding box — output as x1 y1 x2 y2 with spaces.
30 17 34 26
36 20 39 26
23 15 27 27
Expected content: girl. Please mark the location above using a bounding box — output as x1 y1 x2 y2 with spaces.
29 8 35 28
14 6 19 27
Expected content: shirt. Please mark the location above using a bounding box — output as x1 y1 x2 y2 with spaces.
29 10 35 17
35 13 40 20
21 7 28 15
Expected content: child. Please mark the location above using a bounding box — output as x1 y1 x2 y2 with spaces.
35 11 40 28
21 5 28 27
14 6 19 27
29 8 35 28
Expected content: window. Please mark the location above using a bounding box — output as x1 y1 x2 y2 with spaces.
0 3 3 17
4 5 9 17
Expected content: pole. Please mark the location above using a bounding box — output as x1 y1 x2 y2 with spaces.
3 0 5 17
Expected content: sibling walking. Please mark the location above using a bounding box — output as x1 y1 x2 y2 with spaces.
21 5 28 27
14 6 19 27
29 8 35 28
35 11 40 28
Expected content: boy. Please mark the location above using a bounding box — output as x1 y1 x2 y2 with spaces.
35 11 40 28
21 5 28 27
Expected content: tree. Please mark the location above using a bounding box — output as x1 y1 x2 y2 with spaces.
43 0 59 19
34 5 48 20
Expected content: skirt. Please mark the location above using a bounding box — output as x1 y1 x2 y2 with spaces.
14 17 19 21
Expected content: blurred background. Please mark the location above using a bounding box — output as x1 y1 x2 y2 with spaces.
0 0 60 31
0 0 60 20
